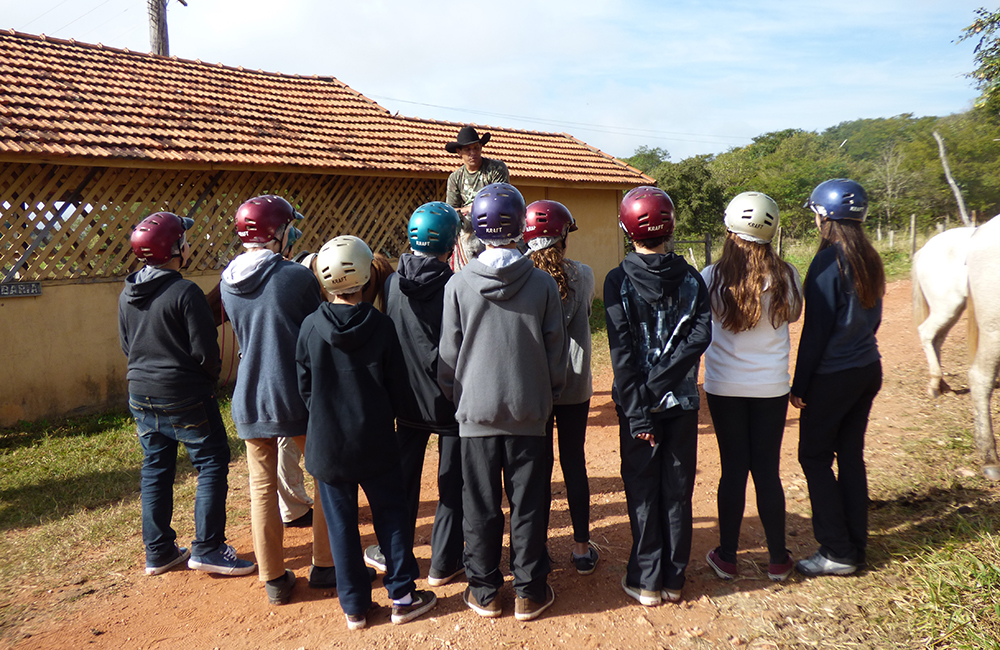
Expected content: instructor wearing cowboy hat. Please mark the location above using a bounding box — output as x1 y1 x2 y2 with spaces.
444 125 510 270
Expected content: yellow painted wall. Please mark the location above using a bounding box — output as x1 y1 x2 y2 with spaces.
0 273 238 427
519 186 624 300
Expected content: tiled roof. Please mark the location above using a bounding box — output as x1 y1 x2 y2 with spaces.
0 30 650 186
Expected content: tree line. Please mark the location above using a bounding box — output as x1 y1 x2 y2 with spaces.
625 109 1000 240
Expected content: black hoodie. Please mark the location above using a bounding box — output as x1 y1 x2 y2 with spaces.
604 251 711 437
118 268 220 399
295 301 410 484
384 253 459 434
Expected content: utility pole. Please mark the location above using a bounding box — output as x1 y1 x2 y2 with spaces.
148 0 187 56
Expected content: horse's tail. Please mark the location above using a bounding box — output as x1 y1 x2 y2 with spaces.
912 255 929 326
968 289 979 359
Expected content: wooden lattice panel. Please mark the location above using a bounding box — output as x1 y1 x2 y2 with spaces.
0 162 443 282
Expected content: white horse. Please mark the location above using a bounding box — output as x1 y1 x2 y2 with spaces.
965 216 1000 481
912 227 976 397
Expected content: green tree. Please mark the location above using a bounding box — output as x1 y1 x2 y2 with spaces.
652 155 726 237
959 7 1000 110
624 146 670 175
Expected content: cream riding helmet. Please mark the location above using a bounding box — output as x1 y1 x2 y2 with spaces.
724 192 779 244
315 235 374 294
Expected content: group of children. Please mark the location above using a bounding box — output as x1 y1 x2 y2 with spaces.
119 176 883 628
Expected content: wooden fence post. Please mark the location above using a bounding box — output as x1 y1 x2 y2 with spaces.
910 214 917 257
704 233 712 266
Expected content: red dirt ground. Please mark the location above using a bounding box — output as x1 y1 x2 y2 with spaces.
7 278 993 649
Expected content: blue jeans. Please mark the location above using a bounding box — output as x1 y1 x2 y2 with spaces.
129 393 231 563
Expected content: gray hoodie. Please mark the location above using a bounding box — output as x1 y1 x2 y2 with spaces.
438 255 568 438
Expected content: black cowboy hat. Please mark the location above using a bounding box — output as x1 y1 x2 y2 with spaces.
445 126 491 154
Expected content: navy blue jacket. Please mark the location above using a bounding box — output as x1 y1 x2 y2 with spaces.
791 245 881 398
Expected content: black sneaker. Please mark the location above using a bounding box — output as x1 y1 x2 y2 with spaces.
571 547 600 575
265 569 296 605
364 545 387 573
284 508 313 528
391 590 437 624
309 565 336 589
428 565 465 587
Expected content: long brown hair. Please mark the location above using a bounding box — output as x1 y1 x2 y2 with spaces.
709 233 801 332
816 219 885 309
529 239 571 300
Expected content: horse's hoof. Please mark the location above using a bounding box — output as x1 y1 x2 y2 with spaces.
983 465 1000 481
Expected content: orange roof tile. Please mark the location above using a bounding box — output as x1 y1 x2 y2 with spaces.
0 30 650 186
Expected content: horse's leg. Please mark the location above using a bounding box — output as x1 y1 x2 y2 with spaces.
919 306 964 397
968 330 1000 480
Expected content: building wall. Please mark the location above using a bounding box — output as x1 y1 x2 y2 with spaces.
0 273 237 427
520 185 623 300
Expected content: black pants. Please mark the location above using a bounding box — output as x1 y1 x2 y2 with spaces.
462 435 551 604
430 435 464 574
706 393 789 563
798 361 882 565
396 424 432 550
618 407 698 592
545 400 592 544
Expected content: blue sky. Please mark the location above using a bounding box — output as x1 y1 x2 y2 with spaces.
5 0 986 161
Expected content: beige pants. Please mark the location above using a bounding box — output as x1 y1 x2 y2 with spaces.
245 436 333 582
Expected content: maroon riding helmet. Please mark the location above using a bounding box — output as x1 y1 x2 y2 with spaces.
235 195 303 244
618 186 675 241
130 212 194 265
523 200 577 244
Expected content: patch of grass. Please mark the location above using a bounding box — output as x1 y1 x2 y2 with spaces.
0 396 248 640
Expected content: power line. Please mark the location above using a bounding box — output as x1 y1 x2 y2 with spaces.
78 6 131 40
367 94 754 145
52 0 115 37
20 0 74 31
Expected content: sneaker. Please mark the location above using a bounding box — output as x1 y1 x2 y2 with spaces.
391 589 438 625
795 551 857 577
463 587 502 618
188 543 256 576
309 564 336 589
572 547 600 576
364 545 387 573
283 508 313 528
265 569 296 605
145 545 190 576
706 548 738 580
346 612 367 631
514 585 555 621
428 565 465 587
661 588 682 603
621 575 660 607
345 602 376 631
768 553 795 581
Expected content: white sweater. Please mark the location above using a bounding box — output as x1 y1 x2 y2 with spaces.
700 264 803 398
